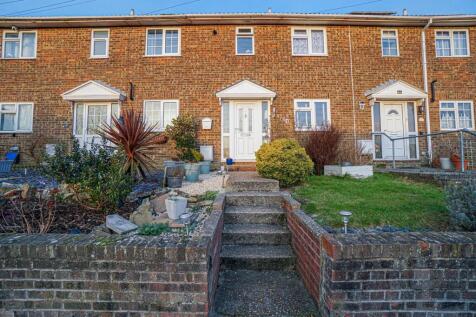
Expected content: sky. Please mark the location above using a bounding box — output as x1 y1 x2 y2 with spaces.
1 0 475 17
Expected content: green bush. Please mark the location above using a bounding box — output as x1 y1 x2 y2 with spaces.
446 179 476 231
256 138 313 187
138 223 171 236
42 140 133 211
165 114 199 162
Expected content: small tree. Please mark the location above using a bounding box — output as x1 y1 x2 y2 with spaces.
300 125 342 174
165 114 201 162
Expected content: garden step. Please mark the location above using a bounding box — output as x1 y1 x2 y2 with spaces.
225 191 283 207
220 245 295 271
213 270 318 316
226 173 279 192
224 206 286 225
223 224 290 245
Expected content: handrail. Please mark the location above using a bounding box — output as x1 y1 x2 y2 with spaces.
371 129 476 171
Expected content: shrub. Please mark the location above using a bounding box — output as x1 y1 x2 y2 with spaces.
336 139 372 166
446 179 476 231
300 125 342 174
256 138 313 187
98 109 168 179
42 140 133 211
138 223 171 236
165 114 199 162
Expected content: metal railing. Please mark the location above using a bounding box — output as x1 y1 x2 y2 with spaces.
372 129 476 172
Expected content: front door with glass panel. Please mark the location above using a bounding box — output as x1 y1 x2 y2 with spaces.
233 103 262 160
381 104 406 159
74 103 119 148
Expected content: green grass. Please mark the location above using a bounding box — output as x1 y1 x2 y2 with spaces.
293 173 449 230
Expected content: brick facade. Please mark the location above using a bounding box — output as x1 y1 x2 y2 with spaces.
0 16 475 165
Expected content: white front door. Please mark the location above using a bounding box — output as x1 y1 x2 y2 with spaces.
381 104 406 159
233 102 262 160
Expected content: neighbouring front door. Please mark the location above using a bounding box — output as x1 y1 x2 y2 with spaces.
381 104 406 159
233 102 262 160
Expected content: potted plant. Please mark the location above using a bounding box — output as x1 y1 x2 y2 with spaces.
450 153 469 171
435 140 456 170
184 149 202 182
167 167 183 188
165 193 187 219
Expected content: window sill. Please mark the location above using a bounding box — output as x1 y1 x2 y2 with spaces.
143 54 181 57
0 131 33 134
381 55 400 58
236 53 255 56
90 56 109 59
435 55 471 58
1 57 36 60
292 53 328 57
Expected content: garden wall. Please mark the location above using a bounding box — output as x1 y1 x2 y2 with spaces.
283 195 476 317
0 196 224 317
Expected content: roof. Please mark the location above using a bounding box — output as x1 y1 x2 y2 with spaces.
61 80 127 101
216 79 276 99
365 80 427 100
1 13 476 28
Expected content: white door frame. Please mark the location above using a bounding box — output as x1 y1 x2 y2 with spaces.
372 100 419 161
221 100 270 162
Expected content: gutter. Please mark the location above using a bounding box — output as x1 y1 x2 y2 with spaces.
421 18 433 160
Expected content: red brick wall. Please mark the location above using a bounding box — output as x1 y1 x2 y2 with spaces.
0 24 474 164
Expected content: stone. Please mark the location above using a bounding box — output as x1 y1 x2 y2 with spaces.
106 214 138 234
187 196 198 203
91 224 112 237
150 193 169 213
20 184 30 199
197 200 214 207
129 198 171 226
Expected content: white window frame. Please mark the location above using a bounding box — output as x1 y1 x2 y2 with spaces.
381 29 399 57
72 102 120 137
90 29 109 58
143 100 180 131
0 102 34 133
2 30 37 59
435 29 470 57
294 99 331 131
291 27 328 56
145 28 181 57
236 27 254 55
439 100 475 131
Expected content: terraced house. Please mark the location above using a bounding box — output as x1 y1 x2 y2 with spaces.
0 12 475 165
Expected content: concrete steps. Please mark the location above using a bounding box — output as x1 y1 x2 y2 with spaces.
221 245 295 271
224 206 286 225
225 191 283 207
223 224 290 245
226 173 279 192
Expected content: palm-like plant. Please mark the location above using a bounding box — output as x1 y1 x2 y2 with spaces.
98 109 168 179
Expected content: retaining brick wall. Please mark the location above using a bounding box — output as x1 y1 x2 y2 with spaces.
0 197 224 317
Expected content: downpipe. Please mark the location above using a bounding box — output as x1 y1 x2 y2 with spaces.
421 18 433 162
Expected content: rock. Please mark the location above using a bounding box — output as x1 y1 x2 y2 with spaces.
1 182 18 189
150 193 169 213
106 214 138 234
129 198 170 226
197 200 214 207
91 224 112 237
20 184 30 199
187 196 198 203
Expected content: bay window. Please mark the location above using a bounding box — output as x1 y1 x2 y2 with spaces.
0 103 33 133
292 28 327 56
143 100 179 131
2 31 37 59
440 101 474 130
294 99 330 130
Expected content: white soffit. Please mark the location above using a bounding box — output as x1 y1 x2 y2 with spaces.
365 80 427 100
216 80 276 99
61 80 127 101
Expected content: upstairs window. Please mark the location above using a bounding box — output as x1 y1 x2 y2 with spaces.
294 99 331 130
90 29 109 58
143 100 179 131
146 28 180 56
440 101 474 130
0 103 33 132
381 29 399 56
2 31 36 59
292 28 327 56
435 30 469 57
236 27 254 55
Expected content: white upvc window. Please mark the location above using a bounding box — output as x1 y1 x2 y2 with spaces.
435 30 470 57
236 27 254 55
145 28 180 56
294 99 331 131
143 100 179 131
439 101 474 130
292 27 327 56
90 29 109 58
2 31 37 59
381 29 399 57
0 103 33 133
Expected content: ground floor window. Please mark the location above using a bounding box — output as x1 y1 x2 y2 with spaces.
294 99 330 131
439 101 474 130
73 102 119 146
0 103 33 133
143 100 179 131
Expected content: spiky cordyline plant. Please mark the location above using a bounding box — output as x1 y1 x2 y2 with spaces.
98 109 167 179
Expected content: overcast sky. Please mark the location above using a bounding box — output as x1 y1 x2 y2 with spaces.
1 0 475 17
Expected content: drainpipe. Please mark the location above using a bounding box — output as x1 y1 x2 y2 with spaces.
422 18 433 160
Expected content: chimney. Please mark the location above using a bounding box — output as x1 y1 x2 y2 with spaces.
403 8 408 16
130 8 135 16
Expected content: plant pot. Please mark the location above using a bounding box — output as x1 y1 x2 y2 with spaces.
175 161 185 177
165 196 187 220
184 163 200 182
164 160 176 177
167 176 183 188
453 159 469 171
440 157 452 170
199 161 211 174
340 161 352 167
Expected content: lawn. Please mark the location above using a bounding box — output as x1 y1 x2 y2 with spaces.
293 173 449 230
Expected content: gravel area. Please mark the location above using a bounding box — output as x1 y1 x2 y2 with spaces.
0 168 58 188
180 172 228 196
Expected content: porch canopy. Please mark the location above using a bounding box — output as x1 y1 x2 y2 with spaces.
61 80 127 101
216 79 276 101
365 80 427 101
